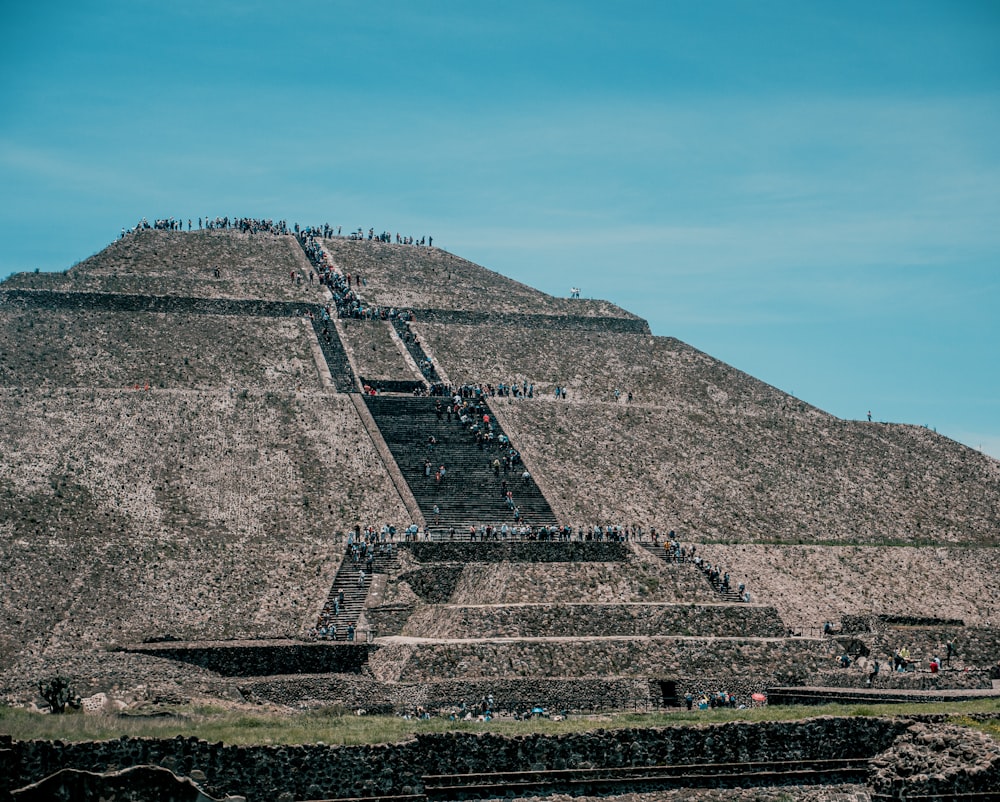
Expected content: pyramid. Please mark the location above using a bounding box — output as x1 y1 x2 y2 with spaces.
1 225 998 710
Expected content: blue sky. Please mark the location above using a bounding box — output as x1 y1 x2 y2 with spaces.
2 1 999 457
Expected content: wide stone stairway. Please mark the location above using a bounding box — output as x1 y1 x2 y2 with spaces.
363 395 557 532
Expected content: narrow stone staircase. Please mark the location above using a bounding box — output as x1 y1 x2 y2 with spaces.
318 544 402 636
640 543 746 603
391 316 440 384
317 558 373 639
311 312 357 393
363 395 557 532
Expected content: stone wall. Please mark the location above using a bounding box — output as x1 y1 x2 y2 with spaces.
807 667 993 691
401 541 629 563
0 288 309 318
365 604 415 637
411 308 651 333
376 635 836 683
401 603 786 639
237 675 657 713
4 717 915 802
397 565 465 602
123 642 369 677
877 625 1000 666
360 378 425 393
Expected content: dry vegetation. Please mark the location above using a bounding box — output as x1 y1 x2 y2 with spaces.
321 238 639 318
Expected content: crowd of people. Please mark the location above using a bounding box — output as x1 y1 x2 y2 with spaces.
122 216 297 237
120 217 434 246
346 228 434 246
684 690 748 710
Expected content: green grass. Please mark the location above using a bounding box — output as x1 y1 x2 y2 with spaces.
2 699 999 747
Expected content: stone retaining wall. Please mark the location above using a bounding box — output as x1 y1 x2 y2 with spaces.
401 541 629 563
123 642 369 677
365 604 416 636
841 614 966 632
359 378 425 393
410 308 651 334
3 717 913 802
375 636 836 683
879 625 1000 666
401 603 786 639
237 675 657 712
397 565 465 602
808 667 993 691
0 289 308 318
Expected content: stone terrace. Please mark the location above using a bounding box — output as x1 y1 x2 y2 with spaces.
400 602 786 639
352 541 826 708
499 401 1000 545
321 238 641 319
419 324 1000 543
0 309 317 390
370 635 834 688
379 540 721 608
418 325 800 409
3 229 324 302
695 544 1000 632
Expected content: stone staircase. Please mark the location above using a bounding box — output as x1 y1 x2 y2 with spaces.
363 395 557 532
640 543 746 603
318 546 402 639
311 312 357 393
391 316 441 384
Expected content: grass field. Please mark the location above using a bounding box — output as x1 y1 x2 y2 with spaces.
3 700 999 746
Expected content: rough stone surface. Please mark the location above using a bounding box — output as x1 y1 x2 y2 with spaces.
869 721 1000 797
3 228 320 302
10 763 238 801
400 602 786 639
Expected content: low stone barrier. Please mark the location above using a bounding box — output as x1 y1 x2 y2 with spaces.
3 717 915 802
